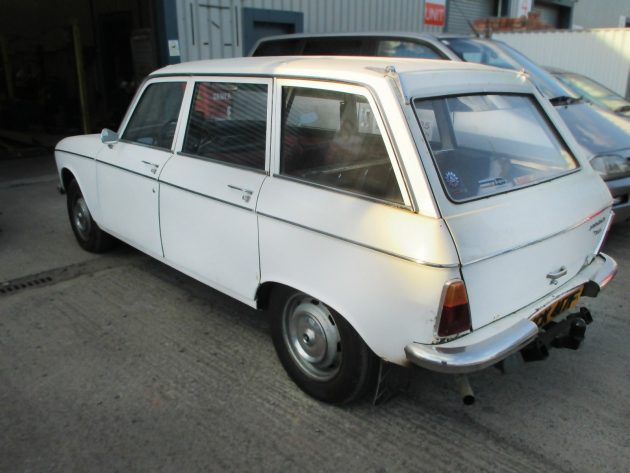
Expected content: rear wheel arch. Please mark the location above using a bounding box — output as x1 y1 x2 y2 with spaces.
257 280 376 352
266 283 379 403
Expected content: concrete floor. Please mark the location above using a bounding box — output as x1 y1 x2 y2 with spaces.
1 155 629 473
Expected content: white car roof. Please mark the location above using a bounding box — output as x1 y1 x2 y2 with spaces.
151 56 533 98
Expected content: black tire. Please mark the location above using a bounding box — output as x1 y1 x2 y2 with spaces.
270 286 378 404
66 179 115 253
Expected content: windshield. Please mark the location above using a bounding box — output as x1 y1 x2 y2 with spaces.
557 73 630 112
441 38 578 100
414 94 578 202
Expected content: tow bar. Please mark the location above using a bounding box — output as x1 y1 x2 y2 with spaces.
521 307 593 362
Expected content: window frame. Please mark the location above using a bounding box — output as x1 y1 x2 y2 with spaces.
117 76 189 153
175 76 273 175
273 78 412 208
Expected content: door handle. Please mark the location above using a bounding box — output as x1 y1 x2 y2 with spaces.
546 266 567 284
228 184 254 202
142 160 159 174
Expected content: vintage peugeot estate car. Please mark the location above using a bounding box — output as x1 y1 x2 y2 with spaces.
55 57 617 404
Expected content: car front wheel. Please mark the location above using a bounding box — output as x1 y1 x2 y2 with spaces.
66 179 114 253
270 287 378 404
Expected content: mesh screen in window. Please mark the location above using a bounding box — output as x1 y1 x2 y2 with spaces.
280 87 403 204
182 82 268 170
122 82 186 150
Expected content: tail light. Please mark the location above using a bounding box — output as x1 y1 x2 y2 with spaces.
437 280 472 338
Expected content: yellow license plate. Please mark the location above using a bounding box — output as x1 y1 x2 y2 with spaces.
532 286 584 327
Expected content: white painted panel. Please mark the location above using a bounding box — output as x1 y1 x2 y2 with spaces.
55 135 101 219
573 0 630 29
494 29 630 98
447 167 611 329
95 142 169 258
257 178 460 363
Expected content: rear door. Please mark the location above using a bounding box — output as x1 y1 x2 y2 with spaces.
158 77 271 303
414 92 613 329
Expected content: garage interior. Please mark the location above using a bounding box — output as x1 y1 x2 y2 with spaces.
0 0 161 157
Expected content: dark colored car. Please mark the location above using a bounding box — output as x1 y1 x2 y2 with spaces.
545 67 630 118
439 36 630 222
251 31 456 60
251 32 630 223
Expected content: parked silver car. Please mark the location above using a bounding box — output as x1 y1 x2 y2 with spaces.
545 66 630 118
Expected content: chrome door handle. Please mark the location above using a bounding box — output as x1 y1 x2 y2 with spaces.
228 184 254 202
546 266 567 284
142 160 159 174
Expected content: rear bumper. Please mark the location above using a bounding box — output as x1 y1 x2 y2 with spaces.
404 253 617 374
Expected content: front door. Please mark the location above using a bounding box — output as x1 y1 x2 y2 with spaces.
96 79 187 257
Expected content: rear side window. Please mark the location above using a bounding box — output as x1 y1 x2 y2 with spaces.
376 40 444 59
252 39 302 56
280 86 403 204
182 82 268 171
122 82 185 150
414 94 578 202
302 38 365 55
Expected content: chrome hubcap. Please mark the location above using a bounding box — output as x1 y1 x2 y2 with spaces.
72 197 91 241
282 294 341 381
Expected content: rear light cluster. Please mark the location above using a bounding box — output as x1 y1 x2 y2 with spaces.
437 279 472 338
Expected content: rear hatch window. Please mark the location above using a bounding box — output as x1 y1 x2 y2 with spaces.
414 94 578 202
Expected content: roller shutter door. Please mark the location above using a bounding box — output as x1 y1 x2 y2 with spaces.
446 0 497 34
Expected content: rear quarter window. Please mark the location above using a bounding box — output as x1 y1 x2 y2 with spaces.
280 86 404 204
302 38 365 55
252 39 302 56
376 40 444 59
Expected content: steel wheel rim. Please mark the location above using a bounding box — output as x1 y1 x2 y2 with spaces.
72 197 91 241
282 294 341 381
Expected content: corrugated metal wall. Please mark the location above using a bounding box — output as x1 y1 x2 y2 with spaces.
572 0 630 29
176 0 443 61
494 29 630 98
446 0 496 34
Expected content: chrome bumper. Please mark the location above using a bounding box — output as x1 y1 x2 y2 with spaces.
404 253 618 374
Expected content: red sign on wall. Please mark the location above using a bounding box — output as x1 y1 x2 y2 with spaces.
424 0 446 26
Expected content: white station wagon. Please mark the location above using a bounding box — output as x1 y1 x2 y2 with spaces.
55 57 617 404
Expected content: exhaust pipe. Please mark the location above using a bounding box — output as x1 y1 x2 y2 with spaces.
455 375 475 405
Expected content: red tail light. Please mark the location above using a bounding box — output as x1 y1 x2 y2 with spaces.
437 280 472 337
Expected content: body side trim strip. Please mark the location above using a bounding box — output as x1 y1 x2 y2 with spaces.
462 205 613 266
159 180 254 213
257 210 459 268
95 158 157 181
55 149 95 161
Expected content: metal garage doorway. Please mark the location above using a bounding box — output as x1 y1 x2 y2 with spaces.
242 8 303 56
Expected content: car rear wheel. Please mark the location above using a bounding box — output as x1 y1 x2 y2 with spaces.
270 286 378 404
67 179 114 253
